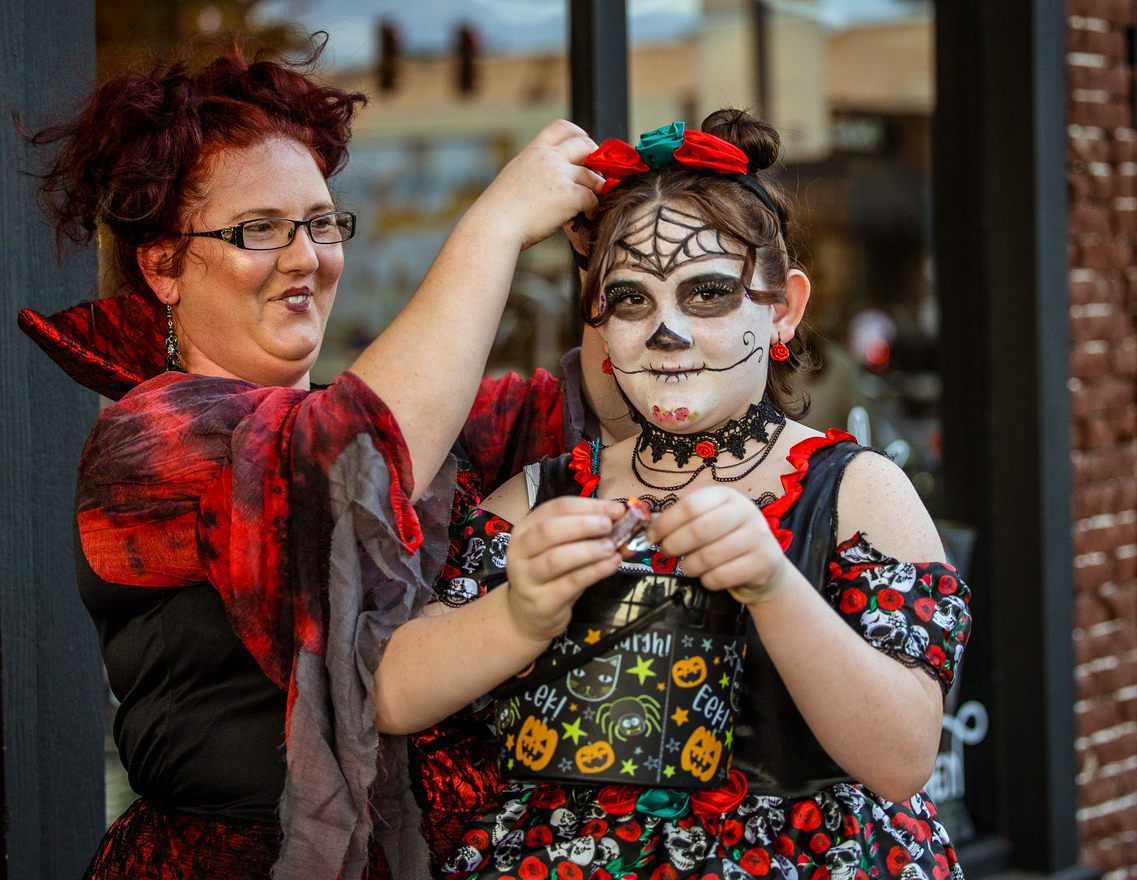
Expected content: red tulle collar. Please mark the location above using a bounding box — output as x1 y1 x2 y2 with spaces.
567 428 856 550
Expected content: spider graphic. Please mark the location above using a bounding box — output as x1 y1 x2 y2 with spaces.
496 697 521 734
596 694 662 742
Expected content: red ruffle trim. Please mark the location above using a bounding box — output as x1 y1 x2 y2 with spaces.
761 429 857 550
569 430 856 549
568 440 600 497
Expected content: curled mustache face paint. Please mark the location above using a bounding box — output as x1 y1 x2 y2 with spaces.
601 204 774 433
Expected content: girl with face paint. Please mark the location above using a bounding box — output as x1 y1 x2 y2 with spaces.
374 111 971 880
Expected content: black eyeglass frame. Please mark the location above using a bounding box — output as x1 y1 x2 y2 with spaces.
179 210 356 251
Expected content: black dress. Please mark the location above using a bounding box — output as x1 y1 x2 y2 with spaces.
435 432 971 880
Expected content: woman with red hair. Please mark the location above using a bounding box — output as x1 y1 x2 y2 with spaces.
18 35 601 880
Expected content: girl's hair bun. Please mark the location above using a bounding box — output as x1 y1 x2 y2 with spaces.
701 108 781 173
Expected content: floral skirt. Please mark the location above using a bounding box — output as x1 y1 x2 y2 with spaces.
84 798 391 880
440 776 963 880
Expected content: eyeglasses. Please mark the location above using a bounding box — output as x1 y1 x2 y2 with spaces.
180 211 356 250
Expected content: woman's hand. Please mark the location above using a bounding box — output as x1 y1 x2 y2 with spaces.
647 485 792 606
467 120 604 252
503 496 626 642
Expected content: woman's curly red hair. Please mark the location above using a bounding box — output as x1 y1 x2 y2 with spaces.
26 33 367 297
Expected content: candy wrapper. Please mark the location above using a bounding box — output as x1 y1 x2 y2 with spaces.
610 498 651 558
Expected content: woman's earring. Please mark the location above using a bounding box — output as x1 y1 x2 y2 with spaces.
165 303 182 371
770 334 790 362
602 357 614 375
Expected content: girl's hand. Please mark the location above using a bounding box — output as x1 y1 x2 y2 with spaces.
504 496 626 642
471 120 604 252
647 485 794 606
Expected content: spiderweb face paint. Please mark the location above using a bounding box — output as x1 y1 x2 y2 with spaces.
615 205 738 278
600 203 775 433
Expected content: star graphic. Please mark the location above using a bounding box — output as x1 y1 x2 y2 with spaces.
725 728 734 748
570 703 578 712
670 707 689 726
554 638 575 654
507 758 515 770
634 746 643 756
719 672 731 688
666 738 681 752
682 635 694 648
558 758 574 773
724 642 739 663
620 759 639 776
657 682 667 691
584 629 602 645
702 638 714 652
583 708 596 722
645 756 661 770
561 717 586 745
714 656 721 665
663 765 676 778
506 734 515 750
628 655 656 685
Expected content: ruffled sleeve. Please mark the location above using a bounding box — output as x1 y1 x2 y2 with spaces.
824 533 972 694
75 369 450 880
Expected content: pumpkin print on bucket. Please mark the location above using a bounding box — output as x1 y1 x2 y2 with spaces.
575 741 616 774
681 726 723 782
670 655 707 688
516 717 558 771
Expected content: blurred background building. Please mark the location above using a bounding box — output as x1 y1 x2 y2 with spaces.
1 2 1133 880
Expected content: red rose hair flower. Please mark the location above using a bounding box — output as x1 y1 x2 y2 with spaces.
673 130 749 174
585 139 649 178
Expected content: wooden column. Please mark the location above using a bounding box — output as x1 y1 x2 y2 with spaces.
0 0 104 877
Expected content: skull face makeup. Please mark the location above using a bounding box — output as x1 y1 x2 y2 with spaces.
599 203 777 433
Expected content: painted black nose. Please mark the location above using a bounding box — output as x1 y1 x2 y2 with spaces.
645 322 692 351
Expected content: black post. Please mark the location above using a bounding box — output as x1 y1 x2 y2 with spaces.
0 0 104 877
935 1 1095 877
569 0 628 143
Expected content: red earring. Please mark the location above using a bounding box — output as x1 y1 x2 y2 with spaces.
770 335 790 362
602 357 614 375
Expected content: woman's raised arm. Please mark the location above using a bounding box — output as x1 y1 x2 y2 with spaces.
348 121 602 501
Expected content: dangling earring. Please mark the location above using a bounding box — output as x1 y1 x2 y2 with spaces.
770 333 790 362
165 303 182 371
602 357 614 375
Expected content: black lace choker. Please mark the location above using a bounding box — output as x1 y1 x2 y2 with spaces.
631 399 784 468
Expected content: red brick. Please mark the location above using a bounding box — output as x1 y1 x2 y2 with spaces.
1076 591 1112 628
1081 29 1130 58
1073 346 1115 380
1069 170 1100 200
1118 477 1137 511
1113 344 1137 376
1077 557 1116 591
1078 696 1127 734
1071 132 1114 163
1075 483 1115 518
1073 204 1117 236
1110 137 1137 163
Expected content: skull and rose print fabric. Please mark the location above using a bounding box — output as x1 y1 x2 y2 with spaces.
426 433 971 880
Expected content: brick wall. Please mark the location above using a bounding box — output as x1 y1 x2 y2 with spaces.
1067 2 1137 878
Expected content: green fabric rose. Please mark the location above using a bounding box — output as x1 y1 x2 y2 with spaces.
635 121 686 169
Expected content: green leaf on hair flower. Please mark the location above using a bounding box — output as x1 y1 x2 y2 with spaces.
636 121 685 169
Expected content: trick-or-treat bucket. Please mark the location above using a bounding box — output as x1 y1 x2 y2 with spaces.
493 572 746 790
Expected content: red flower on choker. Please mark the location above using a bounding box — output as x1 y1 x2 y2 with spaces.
695 440 717 460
